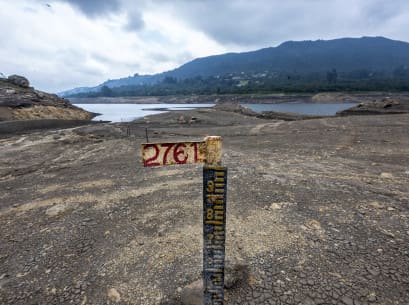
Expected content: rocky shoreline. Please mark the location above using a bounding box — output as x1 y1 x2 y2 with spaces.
0 75 95 122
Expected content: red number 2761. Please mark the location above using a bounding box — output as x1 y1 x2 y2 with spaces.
143 142 198 167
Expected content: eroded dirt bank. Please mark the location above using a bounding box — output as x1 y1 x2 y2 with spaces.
0 77 94 121
0 108 408 305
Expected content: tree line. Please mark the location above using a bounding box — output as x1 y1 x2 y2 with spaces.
68 68 409 97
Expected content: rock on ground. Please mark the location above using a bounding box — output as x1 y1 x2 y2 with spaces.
45 203 79 217
7 75 30 88
180 280 202 305
180 259 249 304
107 288 121 302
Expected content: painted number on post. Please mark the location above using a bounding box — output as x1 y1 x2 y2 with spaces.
142 141 205 167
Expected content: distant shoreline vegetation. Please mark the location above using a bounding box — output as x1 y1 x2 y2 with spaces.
66 71 409 98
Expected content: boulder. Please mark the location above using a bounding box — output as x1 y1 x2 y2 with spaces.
224 258 249 288
180 280 202 305
180 259 249 304
178 115 188 124
45 203 78 217
107 288 121 302
7 75 30 88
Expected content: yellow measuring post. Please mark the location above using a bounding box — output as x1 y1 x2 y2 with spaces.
141 136 227 305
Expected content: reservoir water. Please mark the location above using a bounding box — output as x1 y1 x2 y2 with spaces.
74 102 357 122
74 103 214 122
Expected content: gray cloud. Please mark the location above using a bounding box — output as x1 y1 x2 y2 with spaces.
55 0 121 17
51 0 409 47
55 0 145 31
156 1 328 46
124 11 145 31
159 0 409 48
361 0 409 25
149 52 172 63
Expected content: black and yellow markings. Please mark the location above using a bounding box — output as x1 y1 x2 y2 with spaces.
203 166 227 305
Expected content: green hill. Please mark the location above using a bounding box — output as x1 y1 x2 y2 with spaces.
61 36 409 97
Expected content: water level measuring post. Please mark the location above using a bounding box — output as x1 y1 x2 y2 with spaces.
141 136 227 305
203 165 227 305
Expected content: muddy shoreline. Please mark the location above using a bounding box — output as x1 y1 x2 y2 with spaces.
0 106 409 304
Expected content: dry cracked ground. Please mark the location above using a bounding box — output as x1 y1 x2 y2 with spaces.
0 108 409 305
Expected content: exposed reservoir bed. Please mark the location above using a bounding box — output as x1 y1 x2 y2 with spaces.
1 108 408 305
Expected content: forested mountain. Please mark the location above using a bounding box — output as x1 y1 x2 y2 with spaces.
171 36 409 76
61 36 409 96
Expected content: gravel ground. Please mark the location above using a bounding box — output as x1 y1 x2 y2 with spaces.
0 108 408 305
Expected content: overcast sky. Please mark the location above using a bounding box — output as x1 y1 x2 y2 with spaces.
1 0 409 92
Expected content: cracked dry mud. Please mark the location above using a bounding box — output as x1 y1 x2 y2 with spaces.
0 108 408 305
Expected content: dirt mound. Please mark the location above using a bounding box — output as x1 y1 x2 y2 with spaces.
214 102 258 116
338 98 409 116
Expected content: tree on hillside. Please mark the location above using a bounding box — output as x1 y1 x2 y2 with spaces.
393 65 409 78
100 85 113 97
162 76 177 84
326 68 338 84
